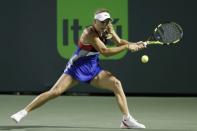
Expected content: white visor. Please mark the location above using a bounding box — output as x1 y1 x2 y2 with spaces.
94 12 111 21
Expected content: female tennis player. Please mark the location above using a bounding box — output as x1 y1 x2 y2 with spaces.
11 9 146 129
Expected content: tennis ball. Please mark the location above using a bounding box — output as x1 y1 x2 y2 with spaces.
141 55 149 63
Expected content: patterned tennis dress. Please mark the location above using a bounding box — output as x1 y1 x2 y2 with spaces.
64 26 107 83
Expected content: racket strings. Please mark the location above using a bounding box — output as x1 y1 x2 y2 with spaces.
158 23 183 43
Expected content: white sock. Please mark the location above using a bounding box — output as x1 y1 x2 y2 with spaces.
123 113 131 120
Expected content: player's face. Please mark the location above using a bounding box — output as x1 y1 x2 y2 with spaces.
95 19 110 32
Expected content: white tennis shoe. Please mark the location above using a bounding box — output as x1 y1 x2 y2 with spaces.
120 115 146 129
10 109 28 123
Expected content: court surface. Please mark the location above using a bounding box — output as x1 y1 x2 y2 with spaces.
0 95 197 131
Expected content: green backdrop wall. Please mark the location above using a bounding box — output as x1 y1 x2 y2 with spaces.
0 0 196 95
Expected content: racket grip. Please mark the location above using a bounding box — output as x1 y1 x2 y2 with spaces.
143 42 148 46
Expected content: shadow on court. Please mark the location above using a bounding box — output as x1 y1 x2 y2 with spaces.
0 125 120 130
0 125 196 131
1 126 197 131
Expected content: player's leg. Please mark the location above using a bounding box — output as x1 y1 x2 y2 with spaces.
91 70 129 115
25 73 78 112
90 70 145 129
11 73 78 123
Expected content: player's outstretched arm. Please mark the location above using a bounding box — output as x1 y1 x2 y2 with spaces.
91 36 128 57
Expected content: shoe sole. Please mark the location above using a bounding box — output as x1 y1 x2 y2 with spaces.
120 122 146 129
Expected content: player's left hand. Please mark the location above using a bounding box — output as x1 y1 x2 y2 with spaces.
136 41 147 48
128 41 146 52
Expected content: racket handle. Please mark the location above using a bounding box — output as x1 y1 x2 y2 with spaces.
143 42 148 46
144 41 163 45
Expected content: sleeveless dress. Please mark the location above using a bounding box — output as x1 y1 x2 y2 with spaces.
64 26 107 83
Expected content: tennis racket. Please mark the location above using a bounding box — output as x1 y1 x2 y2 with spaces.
144 21 183 46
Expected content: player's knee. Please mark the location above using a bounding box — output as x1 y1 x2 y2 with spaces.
53 90 61 97
49 86 64 98
112 77 122 92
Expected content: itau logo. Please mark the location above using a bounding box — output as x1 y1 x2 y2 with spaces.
57 0 128 60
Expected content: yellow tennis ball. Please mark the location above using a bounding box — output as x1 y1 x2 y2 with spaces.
141 55 149 63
